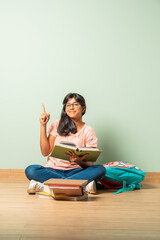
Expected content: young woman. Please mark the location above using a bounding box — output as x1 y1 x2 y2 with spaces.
25 93 106 194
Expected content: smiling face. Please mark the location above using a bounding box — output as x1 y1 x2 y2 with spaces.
65 98 86 121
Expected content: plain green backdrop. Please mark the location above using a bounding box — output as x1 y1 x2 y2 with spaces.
0 0 159 171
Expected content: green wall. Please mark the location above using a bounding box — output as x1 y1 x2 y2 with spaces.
0 0 159 171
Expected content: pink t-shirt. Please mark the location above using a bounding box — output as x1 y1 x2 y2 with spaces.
45 119 98 170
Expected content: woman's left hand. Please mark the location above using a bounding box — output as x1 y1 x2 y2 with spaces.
65 151 88 164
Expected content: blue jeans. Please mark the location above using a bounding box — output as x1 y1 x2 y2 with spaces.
25 164 106 184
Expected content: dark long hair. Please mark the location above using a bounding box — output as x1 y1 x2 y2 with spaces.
57 93 86 136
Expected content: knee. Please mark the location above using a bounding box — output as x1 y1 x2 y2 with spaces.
95 165 106 176
25 165 38 180
89 164 106 174
90 165 106 178
89 164 106 181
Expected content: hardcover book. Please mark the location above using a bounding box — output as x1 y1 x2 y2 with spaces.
50 141 102 162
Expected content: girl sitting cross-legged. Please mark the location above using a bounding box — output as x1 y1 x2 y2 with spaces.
25 93 106 194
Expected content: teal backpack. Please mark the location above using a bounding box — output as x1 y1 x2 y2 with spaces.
100 162 146 194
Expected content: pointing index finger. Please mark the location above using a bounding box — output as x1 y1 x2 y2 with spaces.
42 104 46 113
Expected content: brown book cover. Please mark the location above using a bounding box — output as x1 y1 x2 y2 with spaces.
44 179 88 186
44 179 88 196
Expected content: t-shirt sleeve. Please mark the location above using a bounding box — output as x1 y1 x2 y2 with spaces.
47 120 59 137
85 128 98 148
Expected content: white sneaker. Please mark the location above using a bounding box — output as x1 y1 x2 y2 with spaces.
27 180 44 194
85 180 97 194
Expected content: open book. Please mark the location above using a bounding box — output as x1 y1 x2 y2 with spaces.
50 141 102 162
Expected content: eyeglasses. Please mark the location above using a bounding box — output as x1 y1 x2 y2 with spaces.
65 102 80 109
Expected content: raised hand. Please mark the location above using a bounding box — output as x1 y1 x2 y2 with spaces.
39 104 50 125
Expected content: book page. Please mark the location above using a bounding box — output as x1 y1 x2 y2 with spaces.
60 141 77 148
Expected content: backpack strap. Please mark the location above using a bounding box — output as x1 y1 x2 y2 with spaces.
114 183 141 194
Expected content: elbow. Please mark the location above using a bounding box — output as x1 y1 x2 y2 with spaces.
42 153 49 157
41 145 52 157
41 151 50 157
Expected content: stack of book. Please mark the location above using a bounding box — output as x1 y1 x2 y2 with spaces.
35 140 101 201
35 179 89 201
